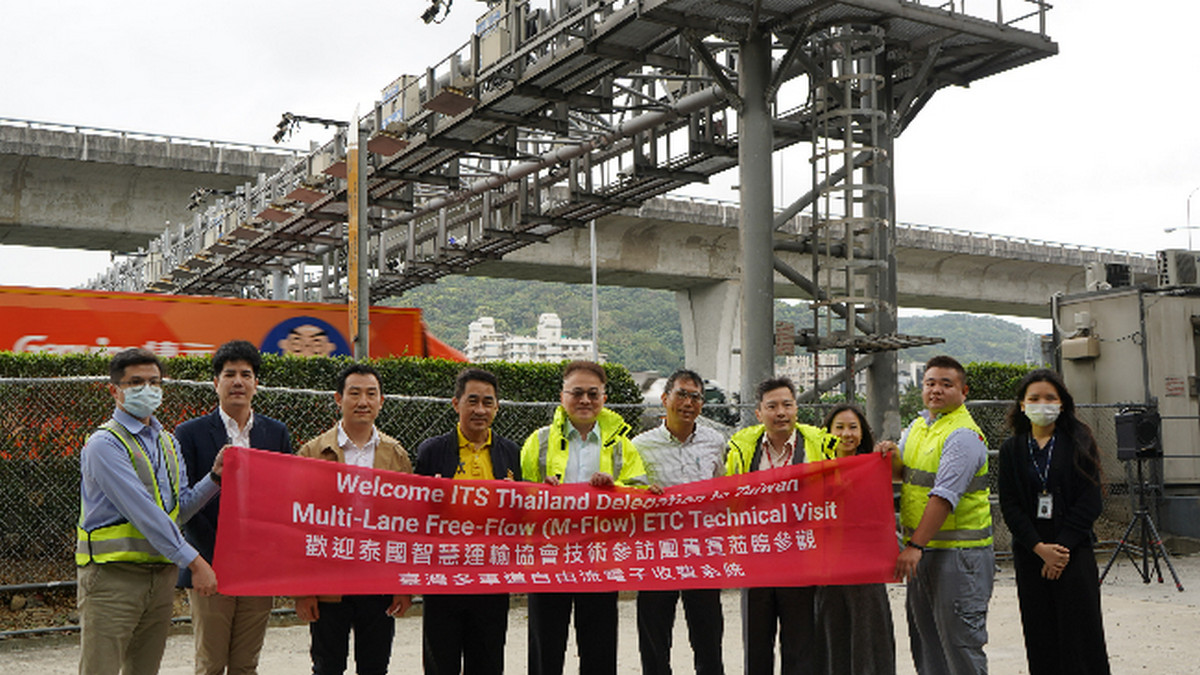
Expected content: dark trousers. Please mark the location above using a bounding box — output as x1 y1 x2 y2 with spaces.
310 595 395 675
637 589 725 675
742 586 818 675
527 591 618 675
1014 545 1111 675
422 593 510 675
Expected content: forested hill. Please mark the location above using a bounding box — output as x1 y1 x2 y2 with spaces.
397 277 1037 372
399 277 685 373
895 313 1038 365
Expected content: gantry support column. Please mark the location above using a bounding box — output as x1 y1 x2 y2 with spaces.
676 281 742 391
738 31 776 418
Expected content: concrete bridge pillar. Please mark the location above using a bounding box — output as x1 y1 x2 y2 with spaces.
676 281 742 395
272 271 287 300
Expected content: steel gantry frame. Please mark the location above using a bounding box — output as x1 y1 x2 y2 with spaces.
87 0 1055 434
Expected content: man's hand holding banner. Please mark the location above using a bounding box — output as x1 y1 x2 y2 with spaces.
214 447 897 596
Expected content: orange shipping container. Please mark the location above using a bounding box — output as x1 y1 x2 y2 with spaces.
0 285 464 361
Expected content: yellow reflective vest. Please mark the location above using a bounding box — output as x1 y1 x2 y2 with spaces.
725 423 839 475
76 420 181 565
521 407 649 487
899 405 992 549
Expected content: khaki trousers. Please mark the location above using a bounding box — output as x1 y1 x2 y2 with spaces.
78 562 177 675
188 590 274 675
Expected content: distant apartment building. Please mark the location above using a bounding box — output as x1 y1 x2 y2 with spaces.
779 352 917 393
466 313 598 363
777 353 864 389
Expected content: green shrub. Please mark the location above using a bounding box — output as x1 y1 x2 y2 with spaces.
964 361 1035 401
0 352 640 403
0 353 643 584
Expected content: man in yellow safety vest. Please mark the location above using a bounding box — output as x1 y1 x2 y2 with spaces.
520 360 651 675
724 376 838 675
877 355 993 675
76 347 225 674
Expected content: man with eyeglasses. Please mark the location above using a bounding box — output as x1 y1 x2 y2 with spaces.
175 340 292 675
631 369 726 675
520 360 651 675
724 376 839 675
77 348 225 675
414 367 522 675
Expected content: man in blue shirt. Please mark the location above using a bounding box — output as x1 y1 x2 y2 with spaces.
77 347 224 674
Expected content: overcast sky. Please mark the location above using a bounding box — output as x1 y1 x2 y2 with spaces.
3 0 1197 328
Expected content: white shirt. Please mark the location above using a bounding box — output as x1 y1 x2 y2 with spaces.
337 421 380 468
632 423 726 487
758 429 798 471
562 423 602 484
218 407 254 448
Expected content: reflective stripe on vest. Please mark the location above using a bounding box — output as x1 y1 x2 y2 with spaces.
536 428 551 482
609 437 623 478
76 420 181 565
900 407 992 549
901 524 993 542
903 466 990 493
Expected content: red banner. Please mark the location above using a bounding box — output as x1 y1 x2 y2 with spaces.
214 447 897 596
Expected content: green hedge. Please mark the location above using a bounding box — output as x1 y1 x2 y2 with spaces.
0 352 642 404
0 353 644 581
964 361 1037 401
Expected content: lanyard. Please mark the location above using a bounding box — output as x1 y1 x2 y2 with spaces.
1027 434 1055 492
763 439 794 469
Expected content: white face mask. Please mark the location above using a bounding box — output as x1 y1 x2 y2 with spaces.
121 384 163 419
1024 403 1061 427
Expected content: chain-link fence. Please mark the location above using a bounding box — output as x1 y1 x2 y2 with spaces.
0 377 1149 591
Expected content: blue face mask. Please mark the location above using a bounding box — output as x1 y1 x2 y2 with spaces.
121 384 163 419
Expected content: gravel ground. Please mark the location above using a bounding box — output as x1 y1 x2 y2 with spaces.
3 553 1197 674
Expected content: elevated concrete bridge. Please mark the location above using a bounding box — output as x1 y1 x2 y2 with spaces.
472 194 1155 318
1 118 1152 319
0 118 301 251
2 115 1153 391
1 116 1154 319
462 194 1154 389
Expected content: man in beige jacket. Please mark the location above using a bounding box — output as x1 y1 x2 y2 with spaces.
295 363 411 675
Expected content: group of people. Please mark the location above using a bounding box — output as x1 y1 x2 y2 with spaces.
76 342 1112 675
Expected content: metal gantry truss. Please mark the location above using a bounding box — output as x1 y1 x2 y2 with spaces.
87 0 1055 415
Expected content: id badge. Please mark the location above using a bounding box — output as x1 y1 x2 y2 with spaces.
1037 493 1053 519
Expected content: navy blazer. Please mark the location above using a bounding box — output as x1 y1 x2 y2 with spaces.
175 409 292 587
414 429 522 481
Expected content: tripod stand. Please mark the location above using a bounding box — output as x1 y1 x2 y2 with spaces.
1099 456 1183 591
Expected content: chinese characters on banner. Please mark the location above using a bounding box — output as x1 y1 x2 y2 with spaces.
214 448 896 596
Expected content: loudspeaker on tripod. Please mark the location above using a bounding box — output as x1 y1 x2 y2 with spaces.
1115 408 1161 461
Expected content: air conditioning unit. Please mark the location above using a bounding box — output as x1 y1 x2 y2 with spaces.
1156 249 1200 287
1086 262 1132 291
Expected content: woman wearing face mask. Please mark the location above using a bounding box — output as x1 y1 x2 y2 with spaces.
812 403 896 675
998 369 1111 675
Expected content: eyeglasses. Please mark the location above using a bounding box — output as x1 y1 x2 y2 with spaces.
563 388 604 400
117 377 163 388
670 389 705 402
